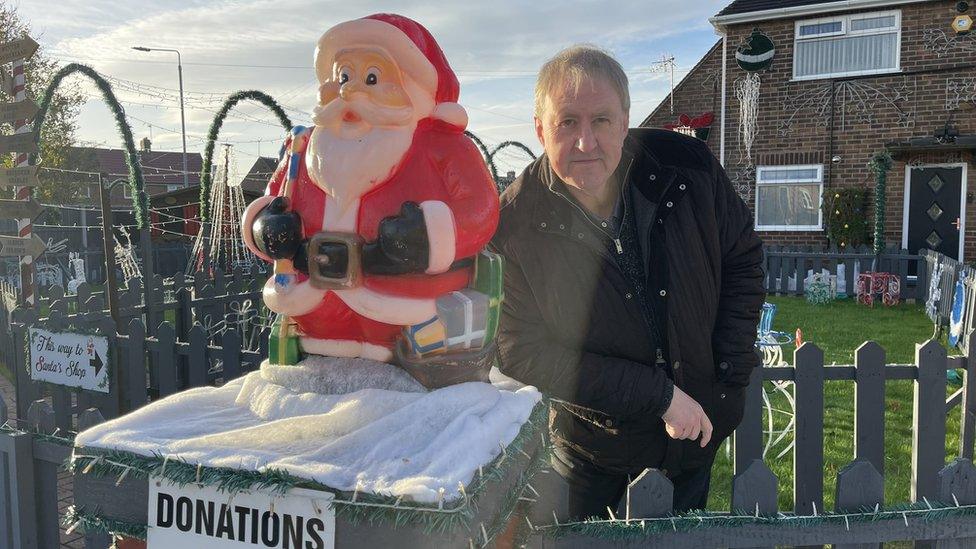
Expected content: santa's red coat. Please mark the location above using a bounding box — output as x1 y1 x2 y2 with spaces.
258 119 499 347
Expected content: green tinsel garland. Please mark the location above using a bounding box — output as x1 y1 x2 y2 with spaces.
490 141 537 193
464 130 500 186
480 435 551 545
868 150 894 256
33 63 149 228
68 400 549 535
63 505 148 541
536 500 976 541
462 133 538 193
199 90 292 221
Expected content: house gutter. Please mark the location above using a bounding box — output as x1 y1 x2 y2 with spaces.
719 30 728 167
709 0 930 27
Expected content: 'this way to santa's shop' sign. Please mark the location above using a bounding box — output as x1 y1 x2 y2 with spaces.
148 478 335 549
28 328 109 393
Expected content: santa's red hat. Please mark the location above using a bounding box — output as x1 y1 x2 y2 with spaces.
316 13 467 129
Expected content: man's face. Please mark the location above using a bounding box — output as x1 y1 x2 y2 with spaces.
314 47 415 139
535 77 629 200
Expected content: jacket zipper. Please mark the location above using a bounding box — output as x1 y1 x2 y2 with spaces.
549 187 626 255
547 185 670 370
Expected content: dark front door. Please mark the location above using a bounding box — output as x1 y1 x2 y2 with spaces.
907 166 963 259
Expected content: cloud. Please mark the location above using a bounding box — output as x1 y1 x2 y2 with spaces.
20 0 730 171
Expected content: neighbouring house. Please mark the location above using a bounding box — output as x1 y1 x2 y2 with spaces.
239 156 277 196
148 185 263 241
642 0 976 260
71 138 204 208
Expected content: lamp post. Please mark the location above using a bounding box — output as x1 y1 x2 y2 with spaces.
132 46 189 188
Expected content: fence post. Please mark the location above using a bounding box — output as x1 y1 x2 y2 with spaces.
617 468 672 520
794 343 825 518
76 409 113 549
156 323 179 398
125 318 148 413
731 459 777 522
913 340 948 503
936 459 976 549
734 364 764 474
222 329 242 382
855 342 886 477
12 308 39 421
0 392 9 549
917 254 929 302
26 400 59 549
834 460 884 549
961 347 976 460
175 286 193 342
0 431 37 548
77 408 105 432
187 323 208 388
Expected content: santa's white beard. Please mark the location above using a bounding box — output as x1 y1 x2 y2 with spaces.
306 124 415 212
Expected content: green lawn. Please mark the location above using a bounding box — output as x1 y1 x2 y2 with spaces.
707 295 961 515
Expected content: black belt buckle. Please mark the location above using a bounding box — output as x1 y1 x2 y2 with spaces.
307 231 365 290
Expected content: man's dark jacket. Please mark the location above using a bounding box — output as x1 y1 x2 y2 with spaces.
490 128 765 474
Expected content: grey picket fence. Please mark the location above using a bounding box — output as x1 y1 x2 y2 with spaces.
764 245 926 302
5 306 976 547
0 265 268 384
530 340 976 547
0 301 269 549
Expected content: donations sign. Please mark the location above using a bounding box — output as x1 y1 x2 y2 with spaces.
148 478 336 549
28 328 109 393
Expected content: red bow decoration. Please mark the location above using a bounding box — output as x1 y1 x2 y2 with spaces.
664 111 714 130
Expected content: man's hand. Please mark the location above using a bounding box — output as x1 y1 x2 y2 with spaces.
662 386 713 448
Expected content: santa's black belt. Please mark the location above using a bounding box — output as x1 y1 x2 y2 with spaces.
305 231 472 291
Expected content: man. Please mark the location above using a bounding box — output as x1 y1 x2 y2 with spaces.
491 45 764 518
242 13 498 362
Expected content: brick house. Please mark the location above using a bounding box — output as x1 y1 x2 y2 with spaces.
641 0 976 260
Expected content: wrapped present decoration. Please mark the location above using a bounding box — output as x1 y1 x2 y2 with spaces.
403 316 448 356
269 315 302 365
438 289 489 350
403 289 489 358
472 250 504 343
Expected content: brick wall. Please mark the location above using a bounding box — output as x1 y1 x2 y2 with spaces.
642 0 976 259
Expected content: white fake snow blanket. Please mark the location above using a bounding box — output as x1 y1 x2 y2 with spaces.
75 357 540 503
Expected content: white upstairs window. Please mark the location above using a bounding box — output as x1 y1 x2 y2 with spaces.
793 10 901 80
755 165 824 231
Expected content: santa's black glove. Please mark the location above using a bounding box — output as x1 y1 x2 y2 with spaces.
362 202 429 275
253 197 304 263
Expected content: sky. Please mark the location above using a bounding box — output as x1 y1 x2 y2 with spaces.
14 0 730 179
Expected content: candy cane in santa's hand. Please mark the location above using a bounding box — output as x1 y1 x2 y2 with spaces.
273 127 308 288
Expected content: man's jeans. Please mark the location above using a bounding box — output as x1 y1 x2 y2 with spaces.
551 445 714 520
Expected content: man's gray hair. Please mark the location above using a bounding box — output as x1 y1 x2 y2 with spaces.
534 44 630 118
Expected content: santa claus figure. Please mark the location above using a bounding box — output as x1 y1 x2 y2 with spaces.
242 13 499 364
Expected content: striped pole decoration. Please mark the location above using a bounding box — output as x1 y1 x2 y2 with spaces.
11 57 35 307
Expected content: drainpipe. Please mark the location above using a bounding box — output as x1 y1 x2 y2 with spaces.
719 29 728 167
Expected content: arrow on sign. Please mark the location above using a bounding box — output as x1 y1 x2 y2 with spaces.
0 166 39 188
0 131 38 154
90 350 103 377
0 234 46 259
0 99 39 123
0 36 39 64
0 198 43 219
